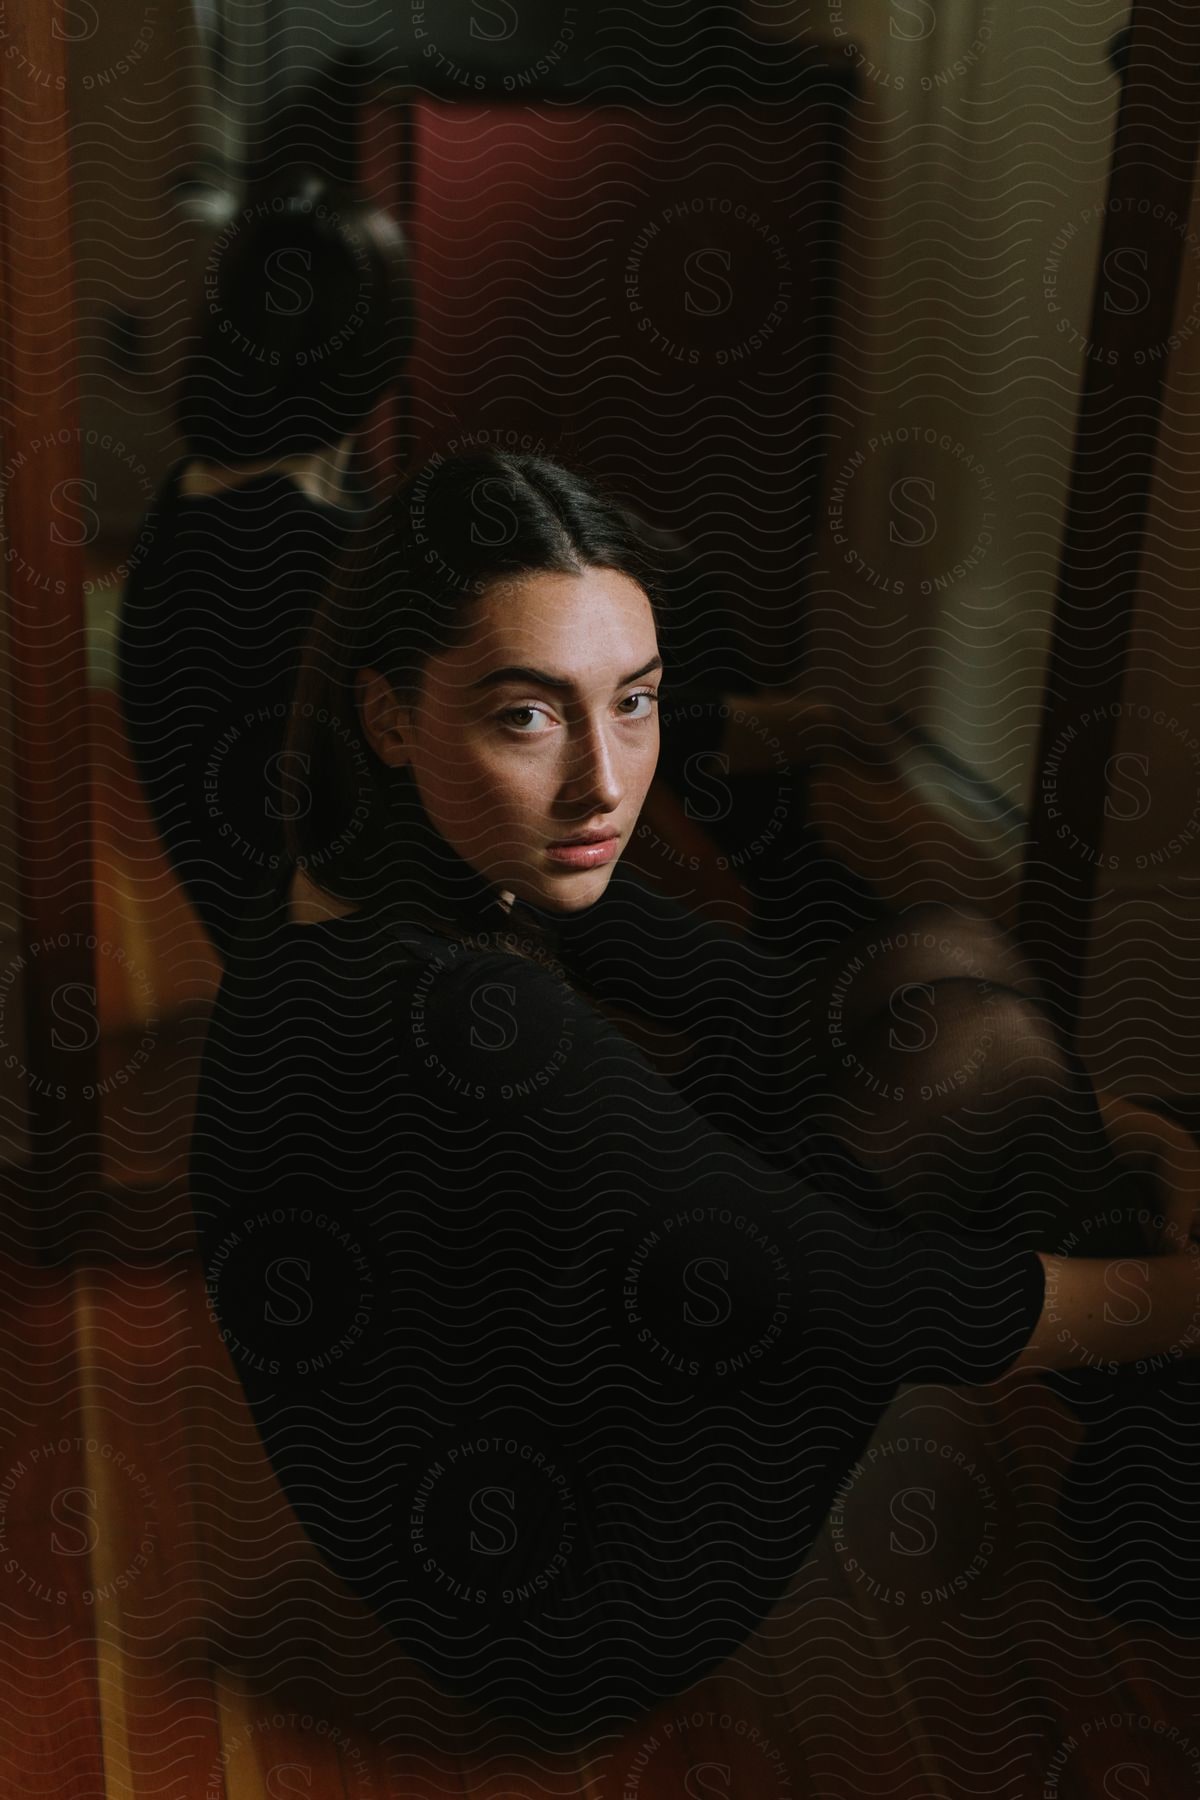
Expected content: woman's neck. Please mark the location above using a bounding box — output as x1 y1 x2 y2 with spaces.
289 862 516 928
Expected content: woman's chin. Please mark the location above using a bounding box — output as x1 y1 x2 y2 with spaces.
509 861 619 915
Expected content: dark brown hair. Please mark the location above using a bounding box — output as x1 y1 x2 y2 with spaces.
177 174 414 466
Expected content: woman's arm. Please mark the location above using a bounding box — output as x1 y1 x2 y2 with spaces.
1097 1090 1200 1250
1013 1249 1200 1374
394 943 1200 1392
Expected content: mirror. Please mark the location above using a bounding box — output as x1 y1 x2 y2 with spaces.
77 1 1153 1186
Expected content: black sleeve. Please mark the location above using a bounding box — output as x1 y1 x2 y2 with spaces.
399 943 1046 1393
116 476 357 961
546 862 824 1159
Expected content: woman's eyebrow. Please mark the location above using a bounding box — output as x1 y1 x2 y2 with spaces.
472 655 663 692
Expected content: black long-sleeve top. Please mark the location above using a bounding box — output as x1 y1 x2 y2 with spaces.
116 459 369 962
190 858 1046 1731
119 461 1197 1685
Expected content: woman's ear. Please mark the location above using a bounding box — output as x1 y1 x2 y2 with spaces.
357 666 413 766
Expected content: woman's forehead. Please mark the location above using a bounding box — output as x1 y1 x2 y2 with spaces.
434 568 658 688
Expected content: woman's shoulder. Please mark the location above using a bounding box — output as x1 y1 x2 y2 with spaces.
218 876 790 1121
555 863 807 1018
225 893 578 1022
122 456 364 597
234 910 614 1119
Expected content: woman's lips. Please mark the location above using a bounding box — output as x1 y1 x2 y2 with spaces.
544 835 620 869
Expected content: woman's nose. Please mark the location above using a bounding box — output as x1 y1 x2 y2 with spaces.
562 718 622 811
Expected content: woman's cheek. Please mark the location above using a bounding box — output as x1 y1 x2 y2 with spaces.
465 751 544 846
418 745 505 849
632 727 661 801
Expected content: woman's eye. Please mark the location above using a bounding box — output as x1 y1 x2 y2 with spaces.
499 692 659 731
500 704 556 734
617 690 659 720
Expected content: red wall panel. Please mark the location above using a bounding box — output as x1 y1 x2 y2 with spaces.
404 96 850 684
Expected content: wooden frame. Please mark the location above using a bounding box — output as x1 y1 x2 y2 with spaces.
0 0 101 1249
1018 0 1200 1038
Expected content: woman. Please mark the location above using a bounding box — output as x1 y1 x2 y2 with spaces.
117 172 413 964
191 450 1200 1735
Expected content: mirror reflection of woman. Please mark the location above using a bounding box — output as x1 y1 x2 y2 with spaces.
188 449 1200 1736
117 174 413 965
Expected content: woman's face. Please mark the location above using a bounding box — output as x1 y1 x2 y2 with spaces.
362 567 662 912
